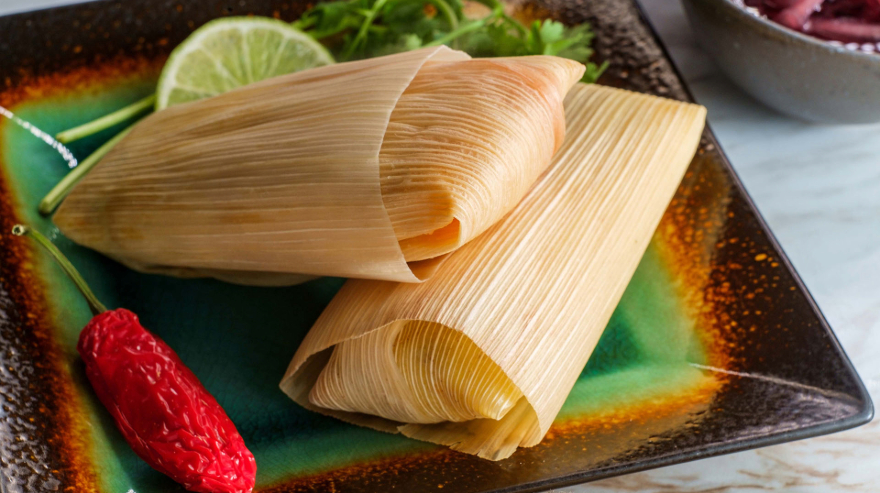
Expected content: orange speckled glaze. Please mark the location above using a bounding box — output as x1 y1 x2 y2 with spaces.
655 144 736 371
258 380 722 493
0 114 94 491
0 56 163 109
0 57 162 493
0 0 870 492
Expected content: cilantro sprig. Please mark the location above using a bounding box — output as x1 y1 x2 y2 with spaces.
293 0 607 82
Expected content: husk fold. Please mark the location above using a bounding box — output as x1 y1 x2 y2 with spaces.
53 47 583 284
281 83 707 460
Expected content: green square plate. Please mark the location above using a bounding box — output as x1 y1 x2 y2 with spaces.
0 0 871 492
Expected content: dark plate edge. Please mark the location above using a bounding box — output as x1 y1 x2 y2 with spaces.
492 411 874 493
0 2 873 493
631 0 873 418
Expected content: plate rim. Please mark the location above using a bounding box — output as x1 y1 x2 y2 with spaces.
0 1 872 492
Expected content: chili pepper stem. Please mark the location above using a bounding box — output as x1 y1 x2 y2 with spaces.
39 124 135 216
12 225 107 315
56 94 155 144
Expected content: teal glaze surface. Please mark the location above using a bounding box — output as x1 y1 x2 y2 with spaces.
2 78 710 491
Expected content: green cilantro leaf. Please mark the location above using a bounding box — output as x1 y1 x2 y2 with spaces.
297 0 606 82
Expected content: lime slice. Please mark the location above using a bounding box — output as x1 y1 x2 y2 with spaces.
156 17 334 110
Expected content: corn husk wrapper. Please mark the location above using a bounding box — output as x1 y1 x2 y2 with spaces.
53 47 583 285
280 83 707 460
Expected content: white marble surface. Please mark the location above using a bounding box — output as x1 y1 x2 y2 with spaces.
1 0 878 491
577 1 880 492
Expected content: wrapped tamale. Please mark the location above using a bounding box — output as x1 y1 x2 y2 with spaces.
53 46 584 285
280 83 707 460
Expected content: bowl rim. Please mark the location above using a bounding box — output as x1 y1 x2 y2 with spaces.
708 0 880 65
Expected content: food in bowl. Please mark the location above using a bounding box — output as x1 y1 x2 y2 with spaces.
740 0 880 51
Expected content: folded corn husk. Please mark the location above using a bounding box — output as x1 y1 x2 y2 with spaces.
53 46 584 285
280 83 707 460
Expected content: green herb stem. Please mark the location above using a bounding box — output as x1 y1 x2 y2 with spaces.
55 94 155 144
501 13 528 35
585 60 610 84
424 19 486 47
341 0 389 60
427 0 458 30
39 125 135 216
472 0 504 15
12 225 107 315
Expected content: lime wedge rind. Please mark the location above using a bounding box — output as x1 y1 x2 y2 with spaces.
156 17 334 110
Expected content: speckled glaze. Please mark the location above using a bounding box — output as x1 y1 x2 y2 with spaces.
681 0 880 123
0 1 872 492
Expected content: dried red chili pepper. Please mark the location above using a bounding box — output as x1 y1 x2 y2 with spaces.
12 225 256 493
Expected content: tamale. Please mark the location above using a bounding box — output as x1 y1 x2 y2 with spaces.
280 83 707 460
53 47 584 284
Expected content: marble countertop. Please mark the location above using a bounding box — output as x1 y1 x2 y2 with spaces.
580 1 880 492
2 0 878 491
